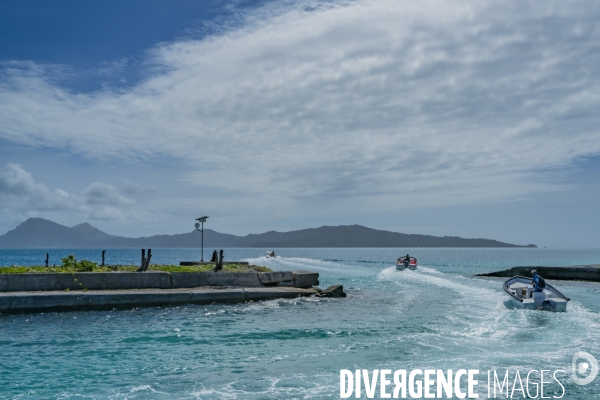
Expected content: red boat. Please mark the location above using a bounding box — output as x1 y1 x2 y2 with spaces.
396 256 417 270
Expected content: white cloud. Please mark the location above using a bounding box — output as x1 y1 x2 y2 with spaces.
0 163 140 224
84 182 136 206
1 0 599 219
0 161 40 196
120 182 157 196
0 162 80 211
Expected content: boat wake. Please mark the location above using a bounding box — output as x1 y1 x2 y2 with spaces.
243 256 370 277
377 263 600 378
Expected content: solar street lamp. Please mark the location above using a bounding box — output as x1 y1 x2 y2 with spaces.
195 216 209 261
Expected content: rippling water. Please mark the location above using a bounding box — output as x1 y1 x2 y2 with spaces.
1 248 600 399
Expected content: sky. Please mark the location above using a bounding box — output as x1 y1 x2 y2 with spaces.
0 0 599 248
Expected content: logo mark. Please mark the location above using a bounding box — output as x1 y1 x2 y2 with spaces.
572 351 598 385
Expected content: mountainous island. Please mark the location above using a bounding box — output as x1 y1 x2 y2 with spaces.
0 218 537 248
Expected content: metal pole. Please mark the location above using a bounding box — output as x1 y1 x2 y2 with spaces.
201 221 204 261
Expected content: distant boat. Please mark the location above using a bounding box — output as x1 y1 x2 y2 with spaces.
396 256 417 270
503 276 569 312
266 251 276 258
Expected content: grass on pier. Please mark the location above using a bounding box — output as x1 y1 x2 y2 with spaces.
0 264 272 274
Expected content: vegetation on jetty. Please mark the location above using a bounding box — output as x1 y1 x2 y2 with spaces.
0 255 272 274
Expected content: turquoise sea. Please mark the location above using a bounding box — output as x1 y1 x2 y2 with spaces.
1 248 600 399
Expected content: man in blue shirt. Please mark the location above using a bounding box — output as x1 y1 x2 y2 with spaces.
531 270 544 292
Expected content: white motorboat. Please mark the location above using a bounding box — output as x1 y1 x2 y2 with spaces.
503 276 569 312
266 251 276 258
396 256 417 270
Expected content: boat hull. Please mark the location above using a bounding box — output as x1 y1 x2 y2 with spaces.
503 276 569 312
396 257 417 270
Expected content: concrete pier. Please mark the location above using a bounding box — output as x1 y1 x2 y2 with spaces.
0 270 320 292
477 265 600 281
0 269 344 313
179 261 249 266
0 287 320 313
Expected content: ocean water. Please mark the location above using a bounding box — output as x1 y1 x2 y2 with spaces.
1 248 600 399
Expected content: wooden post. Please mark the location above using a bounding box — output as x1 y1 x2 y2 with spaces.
101 250 106 266
45 253 49 268
138 249 152 272
145 249 152 270
213 249 224 272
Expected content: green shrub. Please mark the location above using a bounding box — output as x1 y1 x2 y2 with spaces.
61 255 77 269
77 259 97 272
59 255 97 271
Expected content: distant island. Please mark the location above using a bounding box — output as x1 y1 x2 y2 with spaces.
0 218 537 249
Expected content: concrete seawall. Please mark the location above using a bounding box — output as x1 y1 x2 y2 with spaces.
0 270 319 292
0 269 349 313
477 265 600 281
0 287 320 313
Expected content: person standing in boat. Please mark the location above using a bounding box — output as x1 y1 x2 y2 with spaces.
531 270 545 292
404 254 410 268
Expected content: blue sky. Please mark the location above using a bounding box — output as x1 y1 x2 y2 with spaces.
1 0 599 247
0 0 269 91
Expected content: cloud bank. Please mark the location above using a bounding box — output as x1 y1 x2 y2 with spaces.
0 163 142 225
1 0 599 221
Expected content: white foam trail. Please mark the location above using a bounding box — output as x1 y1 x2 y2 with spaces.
417 265 442 274
381 263 600 373
244 256 372 276
254 257 600 374
129 385 156 393
380 265 530 346
190 374 338 400
379 265 503 300
191 386 240 399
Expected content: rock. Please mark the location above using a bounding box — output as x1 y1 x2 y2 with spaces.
292 270 319 288
318 285 346 298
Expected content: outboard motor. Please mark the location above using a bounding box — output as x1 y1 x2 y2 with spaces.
404 258 410 268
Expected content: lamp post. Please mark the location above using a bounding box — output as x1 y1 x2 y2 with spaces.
195 216 209 262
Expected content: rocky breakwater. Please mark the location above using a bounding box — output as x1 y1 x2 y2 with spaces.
477 264 600 282
0 270 346 313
